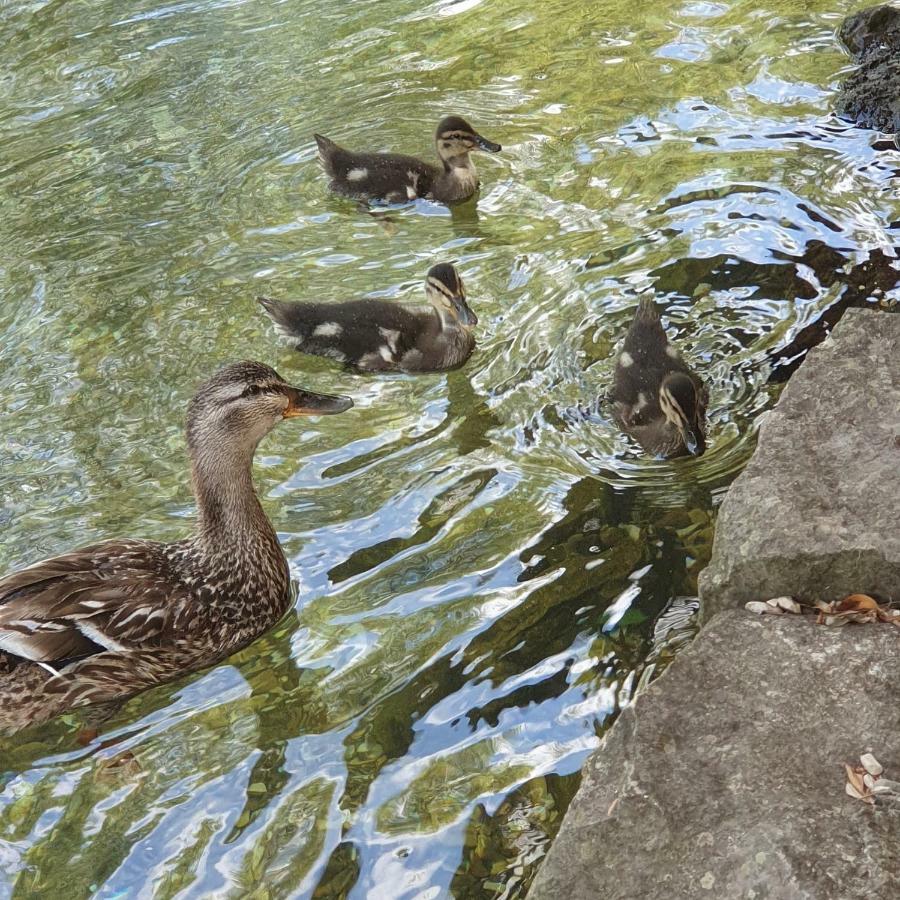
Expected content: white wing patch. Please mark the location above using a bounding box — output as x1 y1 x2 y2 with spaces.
314 322 343 338
76 621 130 652
406 170 419 200
619 351 634 368
346 168 368 182
378 328 401 352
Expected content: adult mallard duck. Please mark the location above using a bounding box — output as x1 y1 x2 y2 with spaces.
610 296 708 459
258 262 477 372
314 116 502 205
0 361 352 735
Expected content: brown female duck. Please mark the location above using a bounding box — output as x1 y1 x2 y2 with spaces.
0 361 352 734
314 116 502 205
258 263 477 373
611 296 708 459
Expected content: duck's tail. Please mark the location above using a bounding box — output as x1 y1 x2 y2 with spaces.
258 296 301 339
634 294 660 324
313 133 339 174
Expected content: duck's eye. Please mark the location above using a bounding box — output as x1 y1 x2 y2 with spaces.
242 384 264 398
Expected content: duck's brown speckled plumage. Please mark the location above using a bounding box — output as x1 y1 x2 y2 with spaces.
314 115 502 206
611 297 708 459
258 263 477 373
0 361 352 734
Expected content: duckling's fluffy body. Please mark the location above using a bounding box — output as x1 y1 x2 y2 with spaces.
259 263 477 373
261 298 473 371
314 116 501 206
611 297 708 459
0 361 352 734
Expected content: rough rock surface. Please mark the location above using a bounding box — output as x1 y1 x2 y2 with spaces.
699 308 900 622
528 610 900 900
836 4 900 134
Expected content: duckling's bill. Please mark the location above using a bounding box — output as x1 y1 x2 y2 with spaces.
474 133 502 153
283 387 353 417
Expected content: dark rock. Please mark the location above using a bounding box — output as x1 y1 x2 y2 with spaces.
836 5 900 134
839 4 900 59
527 610 900 900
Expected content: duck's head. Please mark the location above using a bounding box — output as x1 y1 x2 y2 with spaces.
187 361 352 460
658 372 705 457
425 263 478 328
435 116 501 164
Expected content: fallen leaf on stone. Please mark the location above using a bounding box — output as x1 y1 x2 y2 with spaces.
845 764 871 802
844 755 900 806
770 596 802 614
815 594 899 626
839 594 879 610
745 601 782 615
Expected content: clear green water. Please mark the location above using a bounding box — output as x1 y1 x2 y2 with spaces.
1 0 897 896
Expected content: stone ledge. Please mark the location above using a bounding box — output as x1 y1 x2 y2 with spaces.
699 308 900 622
528 610 900 900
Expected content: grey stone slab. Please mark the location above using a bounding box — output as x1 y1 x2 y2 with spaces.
528 610 900 900
699 309 900 623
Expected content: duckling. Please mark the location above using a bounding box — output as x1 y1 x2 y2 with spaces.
258 263 477 373
610 296 708 459
0 361 352 734
314 116 502 206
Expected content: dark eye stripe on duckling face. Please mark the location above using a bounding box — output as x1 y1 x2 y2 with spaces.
426 275 462 300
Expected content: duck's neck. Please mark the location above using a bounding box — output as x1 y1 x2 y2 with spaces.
190 445 276 547
434 154 478 202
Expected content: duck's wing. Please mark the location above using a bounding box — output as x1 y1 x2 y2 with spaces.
0 539 203 664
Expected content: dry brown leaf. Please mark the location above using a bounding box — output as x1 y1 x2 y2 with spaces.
838 594 879 611
771 596 802 614
746 601 781 615
845 764 867 797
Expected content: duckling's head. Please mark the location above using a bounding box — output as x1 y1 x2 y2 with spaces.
425 263 478 328
435 116 502 164
658 372 705 457
187 361 352 461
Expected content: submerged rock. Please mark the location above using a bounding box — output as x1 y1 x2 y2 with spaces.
836 4 900 135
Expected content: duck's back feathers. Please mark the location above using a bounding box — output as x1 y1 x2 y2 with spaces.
314 134 435 203
611 297 707 457
613 297 698 409
259 297 451 371
0 539 210 666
